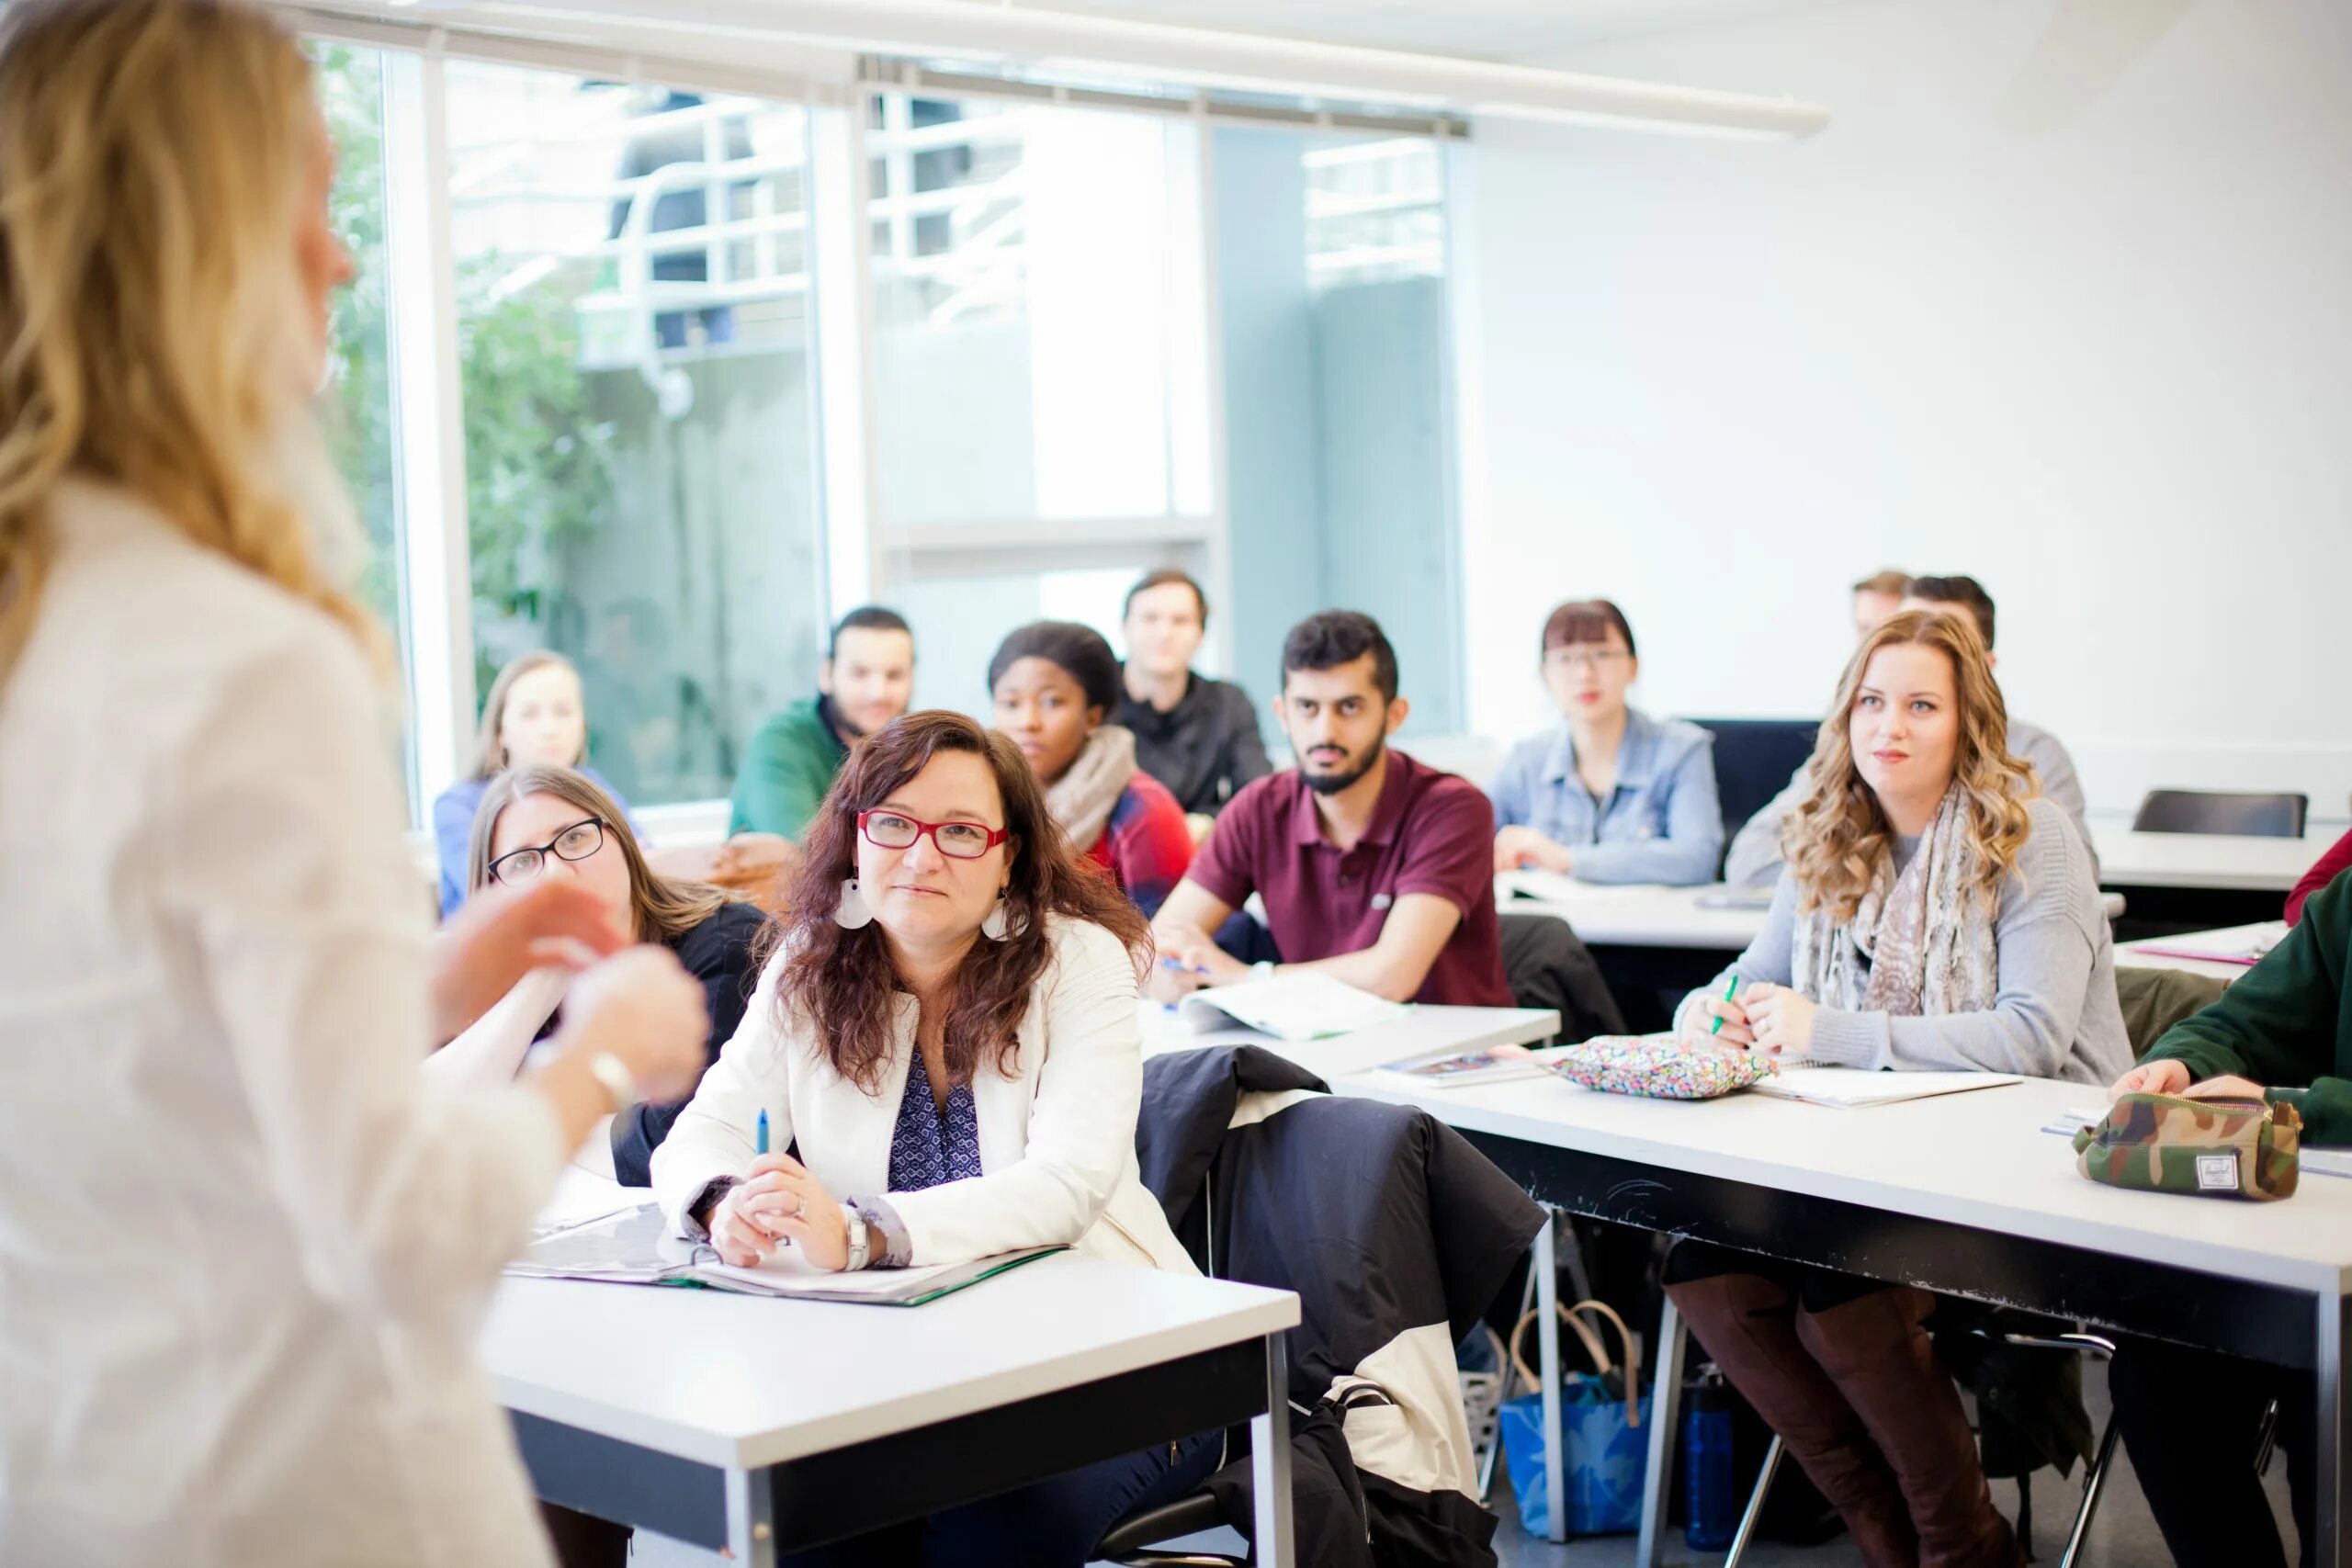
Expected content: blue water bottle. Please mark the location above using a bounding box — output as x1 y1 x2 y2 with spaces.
1683 1364 1740 1551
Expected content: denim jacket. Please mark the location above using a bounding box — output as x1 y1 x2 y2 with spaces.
1487 707 1724 885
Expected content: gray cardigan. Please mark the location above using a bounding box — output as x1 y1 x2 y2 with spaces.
1678 797 2132 1086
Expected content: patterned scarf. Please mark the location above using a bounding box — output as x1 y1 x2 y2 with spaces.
1046 724 1139 854
1791 784 1999 1019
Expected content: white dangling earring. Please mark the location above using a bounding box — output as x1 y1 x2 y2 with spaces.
834 879 874 931
980 892 1013 942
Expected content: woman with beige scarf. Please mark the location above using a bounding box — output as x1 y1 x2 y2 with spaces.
1666 610 2129 1568
989 620 1195 917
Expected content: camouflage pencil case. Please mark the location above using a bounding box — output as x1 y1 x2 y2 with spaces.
2073 1091 2301 1201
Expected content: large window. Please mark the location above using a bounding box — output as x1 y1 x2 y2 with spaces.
444 64 826 807
303 32 1465 832
864 95 1215 716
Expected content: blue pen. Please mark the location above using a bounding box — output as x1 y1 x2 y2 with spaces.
755 1109 769 1156
1158 955 1213 977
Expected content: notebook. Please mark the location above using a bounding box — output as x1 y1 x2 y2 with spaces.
1159 972 1412 1042
1374 1042 1575 1089
507 1204 1063 1304
1749 1067 2021 1109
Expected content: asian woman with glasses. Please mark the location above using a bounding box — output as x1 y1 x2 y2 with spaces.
449 765 766 1189
1487 597 1724 885
633 710 1214 1568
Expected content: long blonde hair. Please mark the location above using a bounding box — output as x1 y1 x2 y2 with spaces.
1781 609 2036 921
466 764 741 944
0 0 371 683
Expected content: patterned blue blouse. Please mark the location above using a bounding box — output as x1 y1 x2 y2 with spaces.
888 1050 984 1193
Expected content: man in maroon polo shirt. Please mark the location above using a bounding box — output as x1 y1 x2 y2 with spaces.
1148 610 1512 1008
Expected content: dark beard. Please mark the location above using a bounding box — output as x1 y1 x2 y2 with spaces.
1301 738 1383 796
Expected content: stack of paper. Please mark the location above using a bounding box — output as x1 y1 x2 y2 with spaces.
2126 922 2289 967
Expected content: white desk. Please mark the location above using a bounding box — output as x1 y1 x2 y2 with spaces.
1338 1066 2352 1566
2090 820 2325 894
1143 1001 1560 1082
486 1253 1301 1562
1498 876 2129 954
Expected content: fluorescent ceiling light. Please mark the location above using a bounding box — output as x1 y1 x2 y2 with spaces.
329 0 1832 138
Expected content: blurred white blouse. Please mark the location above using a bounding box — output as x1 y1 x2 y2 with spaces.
0 479 564 1565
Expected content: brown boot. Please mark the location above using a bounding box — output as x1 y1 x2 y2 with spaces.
1796 1288 2024 1568
1665 1273 1921 1568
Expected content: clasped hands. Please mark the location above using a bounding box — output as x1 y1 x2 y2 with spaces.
1684 982 1818 1059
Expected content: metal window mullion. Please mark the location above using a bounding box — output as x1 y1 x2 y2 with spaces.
808 101 883 618
381 50 476 806
1193 110 1237 682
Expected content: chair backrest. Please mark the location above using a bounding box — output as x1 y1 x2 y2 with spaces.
2131 789 2309 839
1688 718 1822 865
2113 964 2229 1056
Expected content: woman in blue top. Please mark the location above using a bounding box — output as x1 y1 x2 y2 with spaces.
432 651 639 918
1488 599 1724 885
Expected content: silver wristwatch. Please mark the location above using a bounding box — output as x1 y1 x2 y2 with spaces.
587 1052 640 1113
842 1206 873 1272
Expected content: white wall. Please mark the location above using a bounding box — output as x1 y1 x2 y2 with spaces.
1459 0 2352 819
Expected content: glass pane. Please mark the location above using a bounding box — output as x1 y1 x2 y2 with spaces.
314 42 413 814
445 63 825 807
868 95 1211 528
899 558 1182 718
1215 128 1462 733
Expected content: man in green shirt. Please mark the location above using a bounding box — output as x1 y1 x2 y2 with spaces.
729 607 914 839
2103 869 2350 1568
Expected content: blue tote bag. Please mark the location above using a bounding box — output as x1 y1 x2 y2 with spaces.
1498 1298 1652 1538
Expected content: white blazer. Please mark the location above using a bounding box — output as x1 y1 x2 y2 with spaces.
652 916 1196 1274
0 480 562 1566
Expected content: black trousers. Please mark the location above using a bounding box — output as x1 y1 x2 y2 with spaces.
2109 1335 2316 1568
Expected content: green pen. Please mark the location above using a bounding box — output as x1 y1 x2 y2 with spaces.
1710 975 1739 1036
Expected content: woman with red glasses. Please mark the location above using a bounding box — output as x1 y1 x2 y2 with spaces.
643 710 1212 1568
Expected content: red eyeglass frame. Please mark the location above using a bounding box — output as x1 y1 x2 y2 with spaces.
855 809 1012 859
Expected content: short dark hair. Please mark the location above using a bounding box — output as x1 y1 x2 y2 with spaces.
987 620 1123 715
1540 598 1636 660
1902 574 1995 649
1122 568 1208 626
1281 610 1397 704
829 605 912 660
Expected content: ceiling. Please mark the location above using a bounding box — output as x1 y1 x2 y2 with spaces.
932 0 1866 61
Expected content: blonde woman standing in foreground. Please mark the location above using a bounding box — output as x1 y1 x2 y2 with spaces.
0 4 707 1563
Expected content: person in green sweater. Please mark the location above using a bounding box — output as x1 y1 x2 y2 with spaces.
729 607 915 840
2101 868 2351 1568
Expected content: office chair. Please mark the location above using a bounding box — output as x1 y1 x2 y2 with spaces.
2132 789 2308 839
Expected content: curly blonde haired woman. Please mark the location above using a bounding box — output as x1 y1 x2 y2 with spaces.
0 5 710 1563
1664 609 2128 1568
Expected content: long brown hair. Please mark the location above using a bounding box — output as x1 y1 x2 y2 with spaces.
469 651 584 780
467 763 737 942
770 710 1150 1094
1781 609 2035 921
0 1 374 685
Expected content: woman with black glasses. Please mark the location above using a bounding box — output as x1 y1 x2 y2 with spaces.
457 764 765 1187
